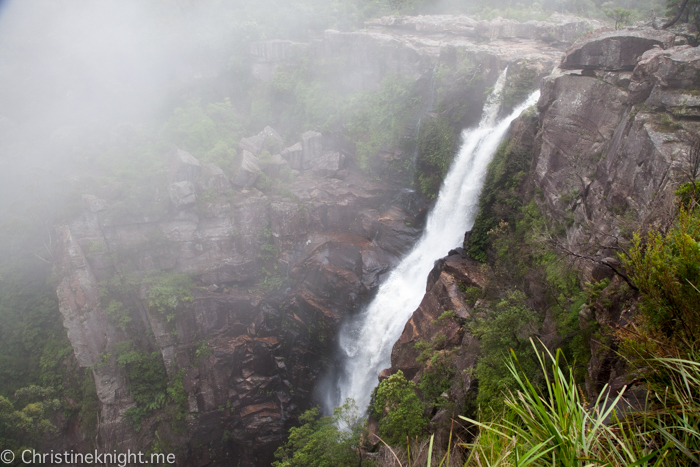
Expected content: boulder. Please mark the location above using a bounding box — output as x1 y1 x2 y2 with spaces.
169 148 201 183
260 153 291 179
82 194 107 213
232 150 261 187
281 142 303 170
629 45 700 106
169 181 197 208
561 29 676 71
309 151 345 178
260 126 284 153
239 126 284 156
239 134 265 156
196 163 231 193
301 131 323 169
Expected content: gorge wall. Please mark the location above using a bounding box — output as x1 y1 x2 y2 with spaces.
382 24 700 444
48 12 699 467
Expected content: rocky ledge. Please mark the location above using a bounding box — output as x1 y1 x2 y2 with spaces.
54 127 426 465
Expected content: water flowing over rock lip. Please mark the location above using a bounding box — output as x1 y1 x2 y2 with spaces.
327 74 541 414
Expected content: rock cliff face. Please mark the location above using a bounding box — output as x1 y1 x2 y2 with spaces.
55 137 426 464
384 25 700 434
533 30 700 396
52 15 690 466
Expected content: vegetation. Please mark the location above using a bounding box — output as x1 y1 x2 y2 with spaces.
618 182 700 365
415 118 457 198
469 291 541 413
113 341 187 431
145 272 194 322
463 341 666 467
273 400 363 467
373 371 428 445
0 386 61 463
604 7 634 28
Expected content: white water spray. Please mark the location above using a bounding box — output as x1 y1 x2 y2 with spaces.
330 68 540 413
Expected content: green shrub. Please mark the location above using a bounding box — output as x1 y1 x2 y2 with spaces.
114 342 170 430
469 291 541 414
466 137 532 262
415 117 457 198
374 370 428 445
347 75 421 172
622 206 700 348
0 386 61 458
145 272 194 322
272 400 362 467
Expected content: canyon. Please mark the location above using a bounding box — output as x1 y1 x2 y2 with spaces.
49 11 700 467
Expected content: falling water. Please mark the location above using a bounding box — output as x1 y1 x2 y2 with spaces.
329 68 540 414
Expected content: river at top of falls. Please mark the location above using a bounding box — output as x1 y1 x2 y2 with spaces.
327 68 541 414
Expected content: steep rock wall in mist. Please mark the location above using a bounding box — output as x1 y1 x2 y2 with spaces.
382 25 700 441
55 150 425 464
52 14 615 466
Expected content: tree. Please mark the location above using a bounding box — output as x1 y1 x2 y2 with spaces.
604 7 633 29
663 0 692 28
0 386 61 462
273 400 362 467
373 370 427 445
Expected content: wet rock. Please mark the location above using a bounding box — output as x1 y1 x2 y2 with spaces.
260 126 284 153
169 148 201 183
239 134 265 156
239 126 284 157
388 253 484 418
281 142 304 170
169 181 197 208
301 131 323 169
629 45 700 111
259 153 291 179
561 28 676 71
367 13 604 45
196 163 231 194
232 150 261 187
309 151 345 177
250 40 308 81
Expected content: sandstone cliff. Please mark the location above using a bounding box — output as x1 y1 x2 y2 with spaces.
50 14 682 466
382 24 700 444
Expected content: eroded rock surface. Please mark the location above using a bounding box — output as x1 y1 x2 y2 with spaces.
561 29 675 71
55 146 426 465
532 29 700 396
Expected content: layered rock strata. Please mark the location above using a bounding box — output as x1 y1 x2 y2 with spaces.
55 139 426 465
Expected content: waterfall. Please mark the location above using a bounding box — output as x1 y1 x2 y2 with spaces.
328 68 541 414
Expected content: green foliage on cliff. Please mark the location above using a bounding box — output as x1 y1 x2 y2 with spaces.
346 75 421 173
469 291 541 413
467 136 533 262
273 400 362 467
374 370 428 445
163 97 243 169
418 351 455 411
502 67 538 111
0 386 61 460
0 261 99 443
114 342 171 430
415 117 457 198
145 272 194 322
622 189 700 353
434 50 485 128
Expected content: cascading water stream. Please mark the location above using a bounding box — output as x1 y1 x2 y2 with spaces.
328 68 540 414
